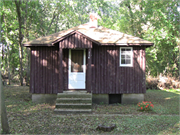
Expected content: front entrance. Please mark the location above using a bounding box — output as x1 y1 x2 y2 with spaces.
68 49 86 89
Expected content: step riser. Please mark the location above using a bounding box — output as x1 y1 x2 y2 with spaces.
55 105 92 109
56 98 91 102
54 92 92 114
57 94 92 98
56 99 92 103
63 91 87 94
54 111 91 114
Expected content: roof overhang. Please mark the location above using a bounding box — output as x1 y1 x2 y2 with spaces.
100 43 154 47
23 30 101 47
23 24 154 47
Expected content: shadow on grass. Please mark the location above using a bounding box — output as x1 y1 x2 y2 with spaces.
3 86 180 134
145 89 180 114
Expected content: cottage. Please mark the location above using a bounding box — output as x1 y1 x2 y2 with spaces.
24 14 153 109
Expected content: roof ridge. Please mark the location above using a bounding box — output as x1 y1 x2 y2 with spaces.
23 24 153 47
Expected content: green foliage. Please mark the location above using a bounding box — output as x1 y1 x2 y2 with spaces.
115 0 180 78
143 0 180 77
1 0 179 82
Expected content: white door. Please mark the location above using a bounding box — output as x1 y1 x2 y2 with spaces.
68 49 86 89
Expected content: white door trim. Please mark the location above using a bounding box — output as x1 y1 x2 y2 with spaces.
68 49 86 89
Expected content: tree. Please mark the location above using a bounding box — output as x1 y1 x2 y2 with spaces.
1 0 179 82
0 70 10 134
0 1 10 133
15 0 24 86
115 0 180 78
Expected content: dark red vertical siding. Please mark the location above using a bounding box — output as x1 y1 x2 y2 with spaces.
87 48 92 92
42 47 46 93
142 47 146 91
34 48 38 93
30 41 146 94
59 46 63 93
60 33 92 49
39 47 43 93
30 46 59 94
91 45 146 94
54 48 59 93
30 48 35 93
63 49 69 90
47 47 52 93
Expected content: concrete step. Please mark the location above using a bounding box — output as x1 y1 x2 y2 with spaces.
57 93 92 98
56 98 92 103
54 91 92 114
55 103 92 109
63 91 87 94
54 108 92 114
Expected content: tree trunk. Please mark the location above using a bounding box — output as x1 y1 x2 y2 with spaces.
15 0 23 86
46 9 57 35
26 48 30 86
126 2 134 35
7 42 10 85
19 45 23 86
24 0 30 86
0 71 10 134
179 46 180 81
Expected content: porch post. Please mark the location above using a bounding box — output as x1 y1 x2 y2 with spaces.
87 48 92 93
58 42 63 93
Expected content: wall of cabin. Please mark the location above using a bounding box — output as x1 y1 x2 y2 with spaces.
91 44 146 94
30 44 146 94
30 46 59 94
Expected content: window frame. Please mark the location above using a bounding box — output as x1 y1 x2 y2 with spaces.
119 47 133 67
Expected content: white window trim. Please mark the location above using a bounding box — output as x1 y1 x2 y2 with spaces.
120 47 133 67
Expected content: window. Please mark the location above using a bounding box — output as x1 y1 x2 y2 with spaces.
120 47 133 67
71 50 83 72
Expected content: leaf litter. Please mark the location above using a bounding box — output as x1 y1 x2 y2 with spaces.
3 85 180 134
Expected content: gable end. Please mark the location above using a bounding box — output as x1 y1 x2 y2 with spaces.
59 32 95 49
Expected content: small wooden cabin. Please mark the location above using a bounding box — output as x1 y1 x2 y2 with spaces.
24 15 153 104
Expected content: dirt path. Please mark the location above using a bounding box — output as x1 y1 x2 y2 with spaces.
52 113 180 117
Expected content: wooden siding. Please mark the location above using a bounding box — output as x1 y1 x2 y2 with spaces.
91 45 146 94
30 43 146 94
87 48 92 92
61 45 146 93
63 49 69 90
58 46 63 93
30 46 59 94
59 33 92 49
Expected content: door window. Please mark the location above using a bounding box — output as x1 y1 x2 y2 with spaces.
71 50 83 72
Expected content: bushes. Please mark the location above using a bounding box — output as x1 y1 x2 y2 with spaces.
146 76 180 90
146 77 159 90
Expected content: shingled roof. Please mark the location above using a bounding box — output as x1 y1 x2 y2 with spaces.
23 23 154 47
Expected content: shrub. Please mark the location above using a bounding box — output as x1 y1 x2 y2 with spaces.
137 101 154 111
158 76 180 89
146 77 159 90
146 76 180 90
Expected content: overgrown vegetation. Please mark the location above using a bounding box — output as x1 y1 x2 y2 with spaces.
146 76 180 90
1 85 180 134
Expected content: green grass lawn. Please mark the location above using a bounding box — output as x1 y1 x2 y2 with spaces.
1 86 180 134
94 89 180 115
